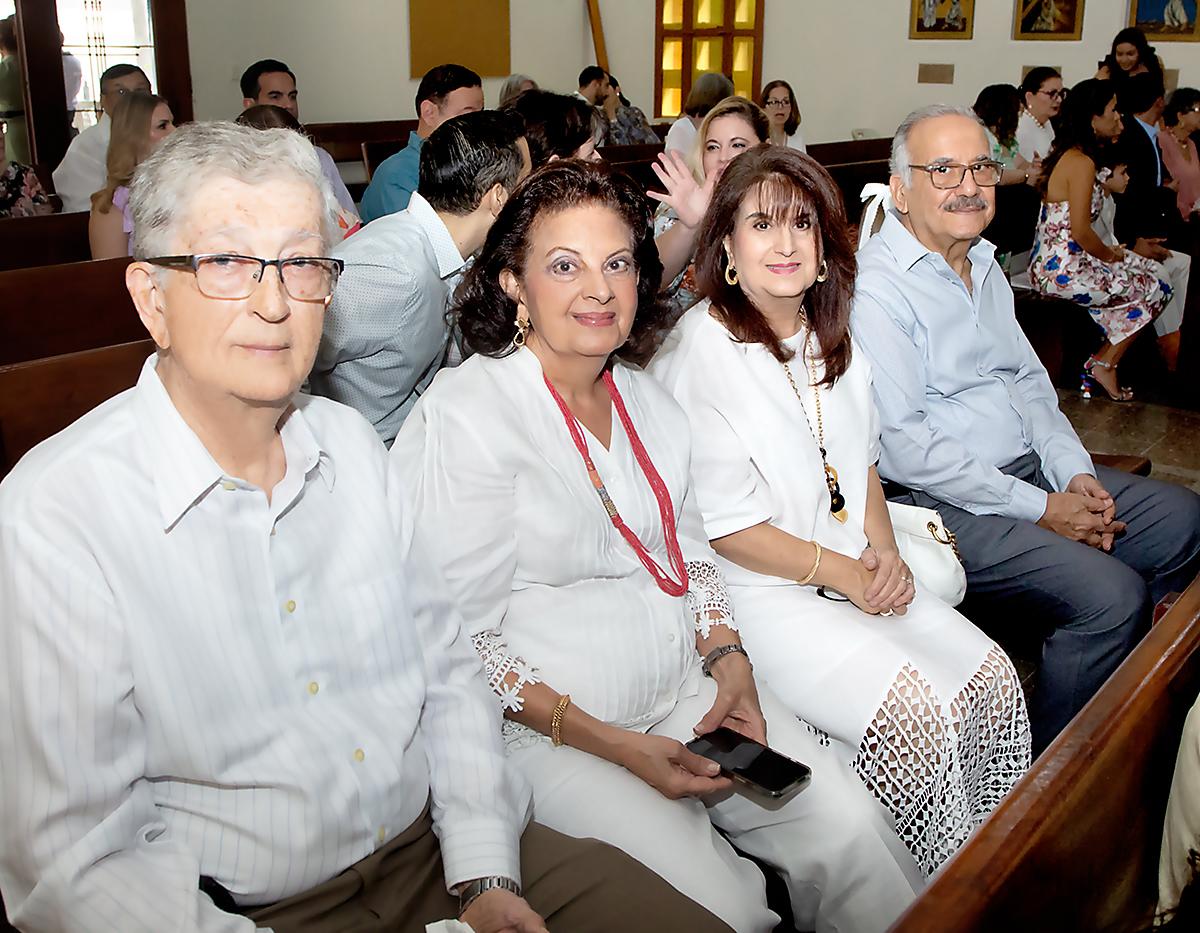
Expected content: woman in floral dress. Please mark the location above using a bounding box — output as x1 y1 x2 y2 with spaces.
1030 78 1170 401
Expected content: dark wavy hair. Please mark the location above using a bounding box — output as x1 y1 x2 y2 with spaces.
453 160 672 365
1099 27 1163 83
694 145 854 385
504 89 598 169
760 79 800 136
1038 78 1117 194
973 84 1021 149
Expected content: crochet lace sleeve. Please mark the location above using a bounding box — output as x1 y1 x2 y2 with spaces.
684 559 738 639
470 630 541 713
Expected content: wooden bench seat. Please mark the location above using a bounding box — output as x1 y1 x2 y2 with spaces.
890 573 1200 932
0 258 139 366
0 210 91 272
0 338 153 477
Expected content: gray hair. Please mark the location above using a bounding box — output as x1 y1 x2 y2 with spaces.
128 121 340 258
498 73 537 109
890 103 985 185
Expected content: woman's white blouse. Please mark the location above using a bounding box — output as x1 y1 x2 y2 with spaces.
390 349 733 733
648 301 880 586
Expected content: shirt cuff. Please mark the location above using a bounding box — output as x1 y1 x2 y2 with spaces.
437 816 523 893
1008 479 1050 524
1045 452 1097 493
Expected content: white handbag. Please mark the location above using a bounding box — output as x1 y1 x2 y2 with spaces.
886 501 967 606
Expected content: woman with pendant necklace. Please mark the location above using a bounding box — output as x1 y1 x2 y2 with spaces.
391 161 923 933
649 145 1032 878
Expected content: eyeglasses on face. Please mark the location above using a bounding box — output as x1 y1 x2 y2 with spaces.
765 98 792 108
910 160 1004 189
144 253 344 302
1038 88 1068 101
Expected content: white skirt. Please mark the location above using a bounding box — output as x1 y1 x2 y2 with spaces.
729 583 1032 876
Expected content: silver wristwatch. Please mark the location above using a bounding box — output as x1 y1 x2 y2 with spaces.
458 875 521 916
702 643 751 677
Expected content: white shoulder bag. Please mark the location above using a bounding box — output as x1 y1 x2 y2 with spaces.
886 501 967 606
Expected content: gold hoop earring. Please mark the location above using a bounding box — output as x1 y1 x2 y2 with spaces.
725 264 739 286
513 316 530 348
815 260 829 283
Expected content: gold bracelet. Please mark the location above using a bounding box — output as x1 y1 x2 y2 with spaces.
551 694 572 747
797 541 822 586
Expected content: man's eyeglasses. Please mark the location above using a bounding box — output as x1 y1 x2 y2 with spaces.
910 160 1004 189
765 98 792 108
144 254 344 302
1038 88 1068 101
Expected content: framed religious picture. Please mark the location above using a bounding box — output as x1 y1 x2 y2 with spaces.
909 0 976 39
1129 1 1200 42
1013 0 1086 40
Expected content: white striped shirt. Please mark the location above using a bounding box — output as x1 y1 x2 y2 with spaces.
0 356 529 932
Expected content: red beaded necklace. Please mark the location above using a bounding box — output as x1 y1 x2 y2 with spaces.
543 370 689 597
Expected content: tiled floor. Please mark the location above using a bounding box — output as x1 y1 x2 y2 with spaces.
1057 390 1200 494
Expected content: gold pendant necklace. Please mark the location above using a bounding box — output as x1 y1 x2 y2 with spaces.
782 332 848 523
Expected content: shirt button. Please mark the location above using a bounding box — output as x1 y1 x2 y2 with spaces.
667 632 677 642
377 826 387 843
354 748 365 762
308 681 319 695
221 480 236 491
285 599 297 614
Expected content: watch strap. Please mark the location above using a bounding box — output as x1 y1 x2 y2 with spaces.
701 643 750 677
458 875 521 916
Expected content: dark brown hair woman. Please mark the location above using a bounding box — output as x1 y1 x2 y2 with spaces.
649 144 1031 878
693 143 855 383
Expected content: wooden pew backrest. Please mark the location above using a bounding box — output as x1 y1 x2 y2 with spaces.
307 120 418 165
0 258 141 366
889 574 1200 932
362 139 408 181
0 211 91 272
0 339 154 477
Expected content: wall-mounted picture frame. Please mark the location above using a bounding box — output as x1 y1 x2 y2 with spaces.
910 0 976 40
1014 0 1086 41
1129 1 1200 42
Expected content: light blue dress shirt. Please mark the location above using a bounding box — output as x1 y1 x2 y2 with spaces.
853 212 1094 523
360 131 424 223
310 192 465 445
1135 116 1163 186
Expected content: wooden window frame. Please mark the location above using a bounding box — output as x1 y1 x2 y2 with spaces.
654 0 764 120
12 0 192 173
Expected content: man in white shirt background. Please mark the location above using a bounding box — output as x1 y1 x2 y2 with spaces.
0 121 726 933
51 62 150 212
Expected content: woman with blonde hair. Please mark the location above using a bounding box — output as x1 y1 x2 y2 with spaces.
655 95 770 311
89 90 174 259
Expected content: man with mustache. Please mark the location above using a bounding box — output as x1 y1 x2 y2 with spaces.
852 104 1200 754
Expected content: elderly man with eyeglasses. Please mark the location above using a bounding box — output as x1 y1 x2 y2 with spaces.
852 104 1200 756
0 122 730 933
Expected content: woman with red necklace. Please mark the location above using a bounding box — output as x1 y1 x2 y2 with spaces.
391 161 922 932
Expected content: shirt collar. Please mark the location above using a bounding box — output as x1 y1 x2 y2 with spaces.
876 209 995 274
408 130 424 150
1136 116 1160 139
132 356 335 531
407 191 468 280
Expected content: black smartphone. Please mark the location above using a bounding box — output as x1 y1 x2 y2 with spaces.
686 727 813 799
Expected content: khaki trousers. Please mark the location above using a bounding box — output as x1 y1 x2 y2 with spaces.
238 806 732 932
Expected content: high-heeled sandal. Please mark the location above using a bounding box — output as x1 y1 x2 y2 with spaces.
1080 355 1134 401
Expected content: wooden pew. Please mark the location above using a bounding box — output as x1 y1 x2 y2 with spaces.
362 138 408 181
0 338 153 477
0 211 91 272
306 119 417 165
603 142 667 200
889 573 1200 933
0 258 141 366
